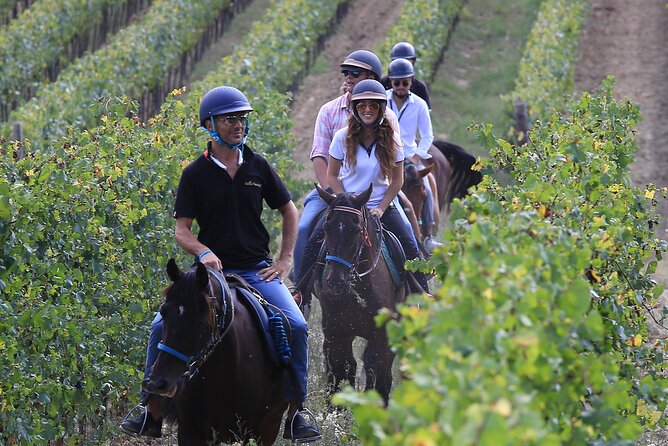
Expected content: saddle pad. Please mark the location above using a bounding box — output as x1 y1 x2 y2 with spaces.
226 278 292 367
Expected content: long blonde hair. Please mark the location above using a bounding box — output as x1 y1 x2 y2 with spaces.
343 103 398 180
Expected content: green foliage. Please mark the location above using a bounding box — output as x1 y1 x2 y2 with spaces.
3 0 231 145
338 80 668 444
376 0 463 84
0 0 354 441
0 0 148 119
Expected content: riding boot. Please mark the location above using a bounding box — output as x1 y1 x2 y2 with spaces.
283 410 322 443
119 398 162 438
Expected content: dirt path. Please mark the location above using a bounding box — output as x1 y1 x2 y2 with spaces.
288 0 406 185
574 2 668 444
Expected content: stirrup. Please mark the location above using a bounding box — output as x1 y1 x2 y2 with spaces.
119 403 148 437
287 408 322 444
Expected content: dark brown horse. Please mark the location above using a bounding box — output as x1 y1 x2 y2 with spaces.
402 140 482 234
142 259 288 445
313 185 407 405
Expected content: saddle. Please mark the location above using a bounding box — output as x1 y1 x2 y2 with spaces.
223 272 293 366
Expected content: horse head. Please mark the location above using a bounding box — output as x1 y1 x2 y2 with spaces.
402 162 433 221
143 259 224 398
316 184 373 295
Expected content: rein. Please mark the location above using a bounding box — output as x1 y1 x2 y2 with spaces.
157 269 234 380
325 205 383 277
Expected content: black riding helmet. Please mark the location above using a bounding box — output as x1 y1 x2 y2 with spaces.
340 49 383 80
388 58 415 79
390 42 416 61
350 79 387 128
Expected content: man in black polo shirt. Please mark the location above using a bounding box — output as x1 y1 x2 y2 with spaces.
120 86 321 443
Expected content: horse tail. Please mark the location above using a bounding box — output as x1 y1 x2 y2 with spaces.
432 140 483 203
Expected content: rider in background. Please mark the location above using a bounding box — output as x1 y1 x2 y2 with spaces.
327 79 431 294
381 41 431 109
387 58 442 253
120 86 321 443
291 49 417 312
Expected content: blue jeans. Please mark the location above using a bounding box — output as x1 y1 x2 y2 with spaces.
421 179 435 228
142 261 310 404
293 189 327 285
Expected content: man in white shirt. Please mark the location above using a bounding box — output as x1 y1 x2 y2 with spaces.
386 58 442 252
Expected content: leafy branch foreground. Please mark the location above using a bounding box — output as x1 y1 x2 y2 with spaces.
338 80 668 445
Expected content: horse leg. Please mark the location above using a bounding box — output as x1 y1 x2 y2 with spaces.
323 331 356 397
363 335 395 405
258 400 289 446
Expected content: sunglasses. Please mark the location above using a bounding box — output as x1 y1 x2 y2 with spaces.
216 113 249 125
392 79 410 87
341 69 363 78
355 101 381 112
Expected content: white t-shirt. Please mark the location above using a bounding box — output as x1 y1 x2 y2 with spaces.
386 90 433 161
329 127 404 208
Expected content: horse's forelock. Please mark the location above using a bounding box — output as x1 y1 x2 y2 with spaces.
404 164 421 188
163 268 214 317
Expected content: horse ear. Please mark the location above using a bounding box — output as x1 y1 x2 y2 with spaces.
195 262 209 290
419 164 433 177
167 258 182 282
316 184 336 205
353 184 373 208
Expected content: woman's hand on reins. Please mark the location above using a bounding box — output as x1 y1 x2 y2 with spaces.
369 207 384 218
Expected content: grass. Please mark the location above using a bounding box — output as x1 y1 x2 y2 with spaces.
429 0 544 157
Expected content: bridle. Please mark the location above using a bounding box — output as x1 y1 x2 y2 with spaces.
157 269 234 380
324 205 382 278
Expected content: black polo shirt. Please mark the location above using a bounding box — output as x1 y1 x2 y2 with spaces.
381 76 431 109
173 144 292 269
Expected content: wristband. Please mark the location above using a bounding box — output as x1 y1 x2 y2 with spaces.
197 249 213 261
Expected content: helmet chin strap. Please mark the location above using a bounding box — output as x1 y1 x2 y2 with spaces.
204 117 251 155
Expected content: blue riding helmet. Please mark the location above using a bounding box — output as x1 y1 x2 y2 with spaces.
340 49 383 80
350 79 387 128
388 58 415 79
199 86 253 150
199 86 253 127
390 42 416 61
